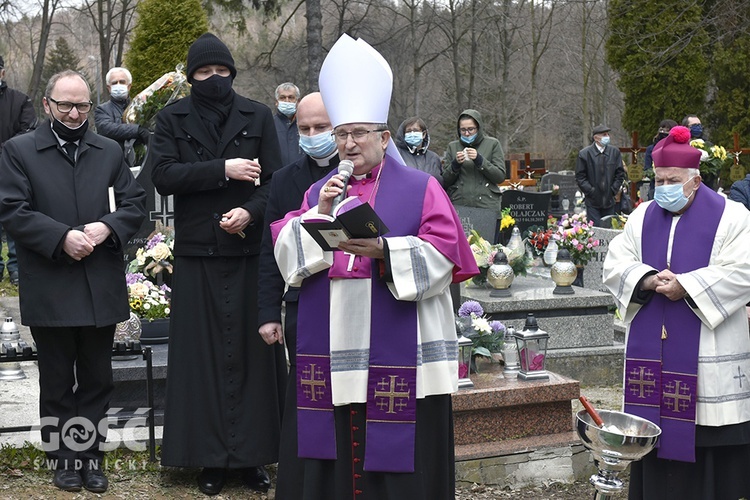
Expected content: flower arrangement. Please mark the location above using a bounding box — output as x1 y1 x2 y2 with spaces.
524 217 557 257
457 300 505 366
498 207 515 231
551 184 560 196
126 224 174 279
125 223 174 321
553 213 599 266
467 229 530 285
689 138 732 179
126 272 171 321
123 65 190 130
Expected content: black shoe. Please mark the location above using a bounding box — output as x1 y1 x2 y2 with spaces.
81 463 108 493
53 469 82 492
241 466 271 492
9 271 18 286
198 468 226 496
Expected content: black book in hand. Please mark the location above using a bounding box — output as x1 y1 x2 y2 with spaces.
301 197 389 251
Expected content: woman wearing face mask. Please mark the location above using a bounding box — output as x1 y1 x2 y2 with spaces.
643 119 678 200
149 33 286 496
441 109 506 209
93 67 151 167
395 117 443 185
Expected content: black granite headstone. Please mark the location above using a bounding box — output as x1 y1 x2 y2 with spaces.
454 205 501 244
539 172 578 214
124 163 174 262
500 190 551 239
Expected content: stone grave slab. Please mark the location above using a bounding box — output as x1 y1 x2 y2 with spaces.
124 163 174 261
540 171 578 214
583 227 622 293
455 205 500 244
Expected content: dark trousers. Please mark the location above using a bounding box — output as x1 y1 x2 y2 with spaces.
0 224 17 275
585 202 615 228
31 325 115 468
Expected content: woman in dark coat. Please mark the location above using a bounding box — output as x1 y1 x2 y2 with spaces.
149 33 286 496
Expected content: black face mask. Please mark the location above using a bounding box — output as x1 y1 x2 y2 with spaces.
191 74 233 101
51 115 89 142
658 132 669 141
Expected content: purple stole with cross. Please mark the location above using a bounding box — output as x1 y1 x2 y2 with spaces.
296 156 428 472
625 186 725 462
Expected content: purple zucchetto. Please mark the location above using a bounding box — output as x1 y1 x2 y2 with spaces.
652 125 701 169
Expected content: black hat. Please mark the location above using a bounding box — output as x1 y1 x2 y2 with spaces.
186 33 236 82
592 124 611 136
0 56 4 69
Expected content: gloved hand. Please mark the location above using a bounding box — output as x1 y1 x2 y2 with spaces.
137 126 151 145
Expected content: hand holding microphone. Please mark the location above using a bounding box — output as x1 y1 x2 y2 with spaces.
319 160 355 215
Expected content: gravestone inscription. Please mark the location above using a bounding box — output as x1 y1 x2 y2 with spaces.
454 205 500 244
583 227 622 293
500 190 551 239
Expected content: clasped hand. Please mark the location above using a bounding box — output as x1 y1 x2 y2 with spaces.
643 270 687 301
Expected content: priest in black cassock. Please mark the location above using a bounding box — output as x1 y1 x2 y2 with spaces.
149 33 286 496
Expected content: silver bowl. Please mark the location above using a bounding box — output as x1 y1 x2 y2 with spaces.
576 409 661 498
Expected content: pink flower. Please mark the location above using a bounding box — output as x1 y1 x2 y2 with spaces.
577 244 584 251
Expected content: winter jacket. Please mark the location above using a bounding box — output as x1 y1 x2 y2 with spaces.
0 82 36 152
729 174 750 210
441 109 506 209
575 142 625 210
394 120 443 185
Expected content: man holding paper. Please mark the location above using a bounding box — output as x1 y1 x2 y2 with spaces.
0 69 145 492
271 34 478 499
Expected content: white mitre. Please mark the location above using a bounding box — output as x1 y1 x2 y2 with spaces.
319 34 405 166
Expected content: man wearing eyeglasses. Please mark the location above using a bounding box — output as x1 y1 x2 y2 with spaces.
441 109 506 210
271 34 478 499
0 70 146 493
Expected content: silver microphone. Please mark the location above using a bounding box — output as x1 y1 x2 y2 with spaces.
330 160 354 212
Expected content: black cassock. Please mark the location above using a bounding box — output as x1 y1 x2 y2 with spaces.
161 255 287 467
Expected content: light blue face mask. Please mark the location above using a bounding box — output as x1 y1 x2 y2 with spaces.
462 133 477 145
404 131 423 147
299 130 337 159
654 176 696 213
277 101 296 117
600 136 611 146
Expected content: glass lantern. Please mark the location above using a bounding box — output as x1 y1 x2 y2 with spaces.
513 313 549 380
501 325 520 376
457 333 474 389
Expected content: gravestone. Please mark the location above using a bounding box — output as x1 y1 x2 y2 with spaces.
583 227 622 293
500 190 551 240
124 163 174 262
539 171 578 215
454 205 500 244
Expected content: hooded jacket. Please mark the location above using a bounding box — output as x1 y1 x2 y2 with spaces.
394 120 443 185
441 109 505 209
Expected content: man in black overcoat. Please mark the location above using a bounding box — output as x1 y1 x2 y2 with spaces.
575 124 625 226
149 33 287 496
0 70 146 493
257 91 339 498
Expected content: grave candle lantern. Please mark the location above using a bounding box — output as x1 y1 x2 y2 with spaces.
514 312 549 381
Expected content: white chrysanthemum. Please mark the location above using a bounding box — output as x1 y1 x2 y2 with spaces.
472 316 492 334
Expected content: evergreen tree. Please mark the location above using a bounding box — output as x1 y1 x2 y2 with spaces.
606 0 709 138
123 0 209 94
707 33 750 188
42 38 83 86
